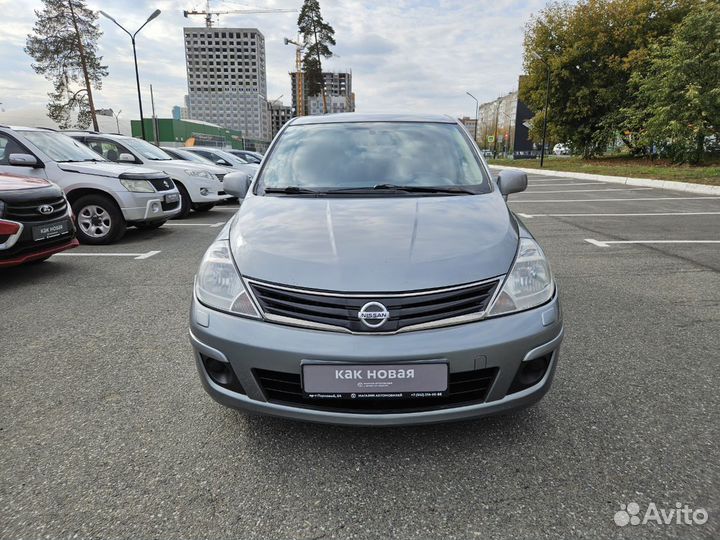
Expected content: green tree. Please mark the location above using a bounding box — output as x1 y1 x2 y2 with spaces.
626 2 720 163
521 0 695 157
25 0 108 130
297 0 335 113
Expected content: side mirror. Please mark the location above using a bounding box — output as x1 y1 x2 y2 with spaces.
497 170 527 200
118 153 135 163
216 159 230 166
8 153 39 167
223 171 252 199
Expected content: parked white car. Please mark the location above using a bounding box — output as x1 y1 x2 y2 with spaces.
0 126 180 244
67 132 231 218
553 143 571 156
182 146 259 178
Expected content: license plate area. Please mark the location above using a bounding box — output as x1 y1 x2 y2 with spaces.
32 220 70 241
302 362 449 399
164 193 180 203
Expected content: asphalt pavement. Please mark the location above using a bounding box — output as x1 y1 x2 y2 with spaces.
1 173 719 539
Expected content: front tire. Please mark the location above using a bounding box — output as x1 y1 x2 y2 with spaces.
72 194 126 245
174 183 192 219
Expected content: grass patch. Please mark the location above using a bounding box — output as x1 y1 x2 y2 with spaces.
488 155 720 186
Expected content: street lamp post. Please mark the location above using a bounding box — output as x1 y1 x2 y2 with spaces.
466 92 479 145
99 9 161 141
532 52 551 167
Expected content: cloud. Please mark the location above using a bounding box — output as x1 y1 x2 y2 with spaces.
0 0 547 129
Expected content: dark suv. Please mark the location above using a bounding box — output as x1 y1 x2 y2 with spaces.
0 172 78 267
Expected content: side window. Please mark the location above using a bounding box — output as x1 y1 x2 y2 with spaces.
91 139 136 163
193 150 213 160
0 134 27 165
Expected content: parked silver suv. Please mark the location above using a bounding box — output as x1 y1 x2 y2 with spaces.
190 114 563 426
0 126 180 243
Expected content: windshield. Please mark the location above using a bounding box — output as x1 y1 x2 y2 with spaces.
257 122 490 194
21 131 106 163
123 138 172 160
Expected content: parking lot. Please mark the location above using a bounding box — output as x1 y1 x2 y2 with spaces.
1 172 718 539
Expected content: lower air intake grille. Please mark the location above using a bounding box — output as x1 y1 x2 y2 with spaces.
253 367 498 414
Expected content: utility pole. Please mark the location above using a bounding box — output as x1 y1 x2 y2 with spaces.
67 0 98 131
493 97 501 158
150 85 159 146
113 109 122 133
532 52 551 167
466 92 479 145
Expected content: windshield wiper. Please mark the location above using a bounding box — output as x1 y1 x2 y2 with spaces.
264 186 322 195
327 184 476 195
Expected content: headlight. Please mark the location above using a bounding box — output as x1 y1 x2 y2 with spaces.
195 240 260 318
120 179 155 193
487 238 554 317
184 169 214 179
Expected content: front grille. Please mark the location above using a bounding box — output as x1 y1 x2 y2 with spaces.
4 197 67 222
148 177 175 192
249 279 500 333
254 367 498 414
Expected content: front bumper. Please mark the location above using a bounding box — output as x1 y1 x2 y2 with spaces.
119 191 182 222
189 293 564 426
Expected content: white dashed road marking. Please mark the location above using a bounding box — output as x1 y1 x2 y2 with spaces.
520 187 652 194
511 196 720 203
56 250 161 260
164 221 226 227
585 239 720 248
517 211 720 218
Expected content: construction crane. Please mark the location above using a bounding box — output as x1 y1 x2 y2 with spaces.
184 1 295 28
284 36 305 117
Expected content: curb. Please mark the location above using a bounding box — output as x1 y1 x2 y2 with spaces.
488 165 720 195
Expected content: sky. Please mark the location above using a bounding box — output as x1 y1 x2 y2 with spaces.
0 0 547 134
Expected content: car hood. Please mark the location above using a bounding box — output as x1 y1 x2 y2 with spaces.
0 173 52 190
57 161 160 179
230 193 519 292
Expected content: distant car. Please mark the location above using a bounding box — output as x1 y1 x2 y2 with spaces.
66 132 231 218
226 149 263 164
0 126 180 244
161 147 217 165
553 143 570 156
0 172 78 267
182 146 259 179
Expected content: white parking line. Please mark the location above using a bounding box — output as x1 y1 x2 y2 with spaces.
517 211 720 218
585 239 720 248
164 221 226 227
527 182 604 187
56 250 161 260
519 187 652 194
511 196 720 203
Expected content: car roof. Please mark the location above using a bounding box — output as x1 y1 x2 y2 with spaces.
289 113 457 126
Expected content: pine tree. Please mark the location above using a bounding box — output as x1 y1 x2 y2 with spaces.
25 0 108 129
297 0 335 114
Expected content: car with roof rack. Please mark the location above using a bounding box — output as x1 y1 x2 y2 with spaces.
0 125 180 244
0 172 78 267
66 132 231 218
